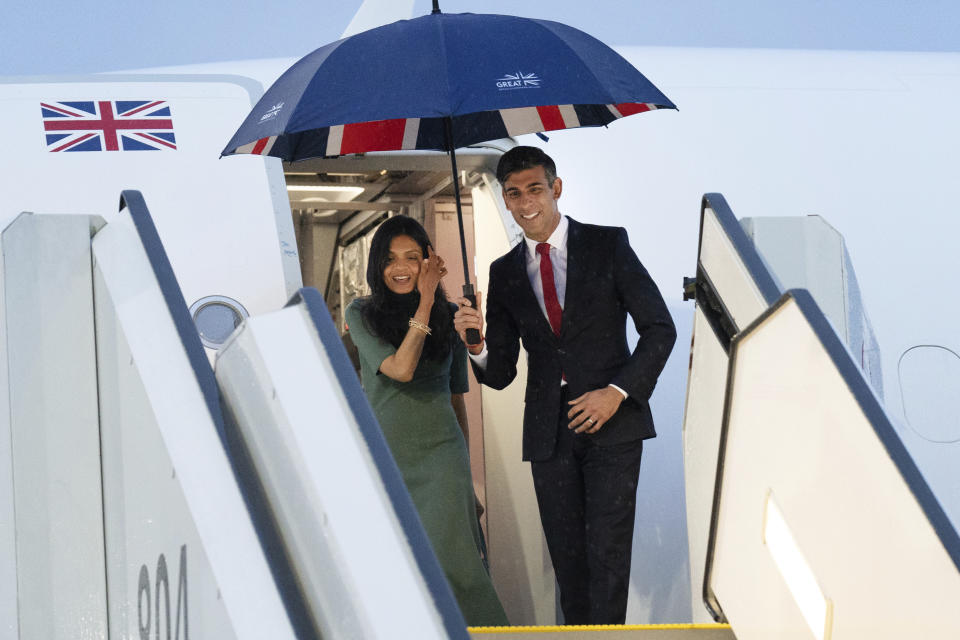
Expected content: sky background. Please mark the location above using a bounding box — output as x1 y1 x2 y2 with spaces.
3 0 960 76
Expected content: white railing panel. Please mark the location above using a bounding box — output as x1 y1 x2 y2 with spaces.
216 290 466 638
93 197 295 640
708 291 960 638
0 213 106 639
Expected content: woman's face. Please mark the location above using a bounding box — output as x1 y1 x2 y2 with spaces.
382 234 423 295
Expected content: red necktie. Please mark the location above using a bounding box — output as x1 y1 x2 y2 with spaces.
536 243 562 336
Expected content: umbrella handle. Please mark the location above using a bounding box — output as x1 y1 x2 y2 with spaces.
462 283 483 346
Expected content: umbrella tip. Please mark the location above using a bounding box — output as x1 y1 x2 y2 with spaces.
432 0 441 13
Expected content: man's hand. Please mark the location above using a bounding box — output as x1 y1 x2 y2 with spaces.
568 386 625 433
453 291 485 354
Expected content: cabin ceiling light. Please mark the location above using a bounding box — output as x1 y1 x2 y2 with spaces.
299 198 348 205
287 186 366 204
763 491 833 640
287 185 365 195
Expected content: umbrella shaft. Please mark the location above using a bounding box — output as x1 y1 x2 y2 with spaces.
444 120 472 286
444 119 482 346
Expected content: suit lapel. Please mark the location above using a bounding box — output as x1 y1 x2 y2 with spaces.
507 240 558 340
561 217 586 337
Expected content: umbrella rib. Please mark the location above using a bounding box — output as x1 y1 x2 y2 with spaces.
528 18 619 107
432 14 457 135
282 36 354 136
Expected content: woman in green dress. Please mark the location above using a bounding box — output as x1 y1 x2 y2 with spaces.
345 216 508 627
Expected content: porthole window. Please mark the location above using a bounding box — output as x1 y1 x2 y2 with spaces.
898 344 960 443
189 295 249 350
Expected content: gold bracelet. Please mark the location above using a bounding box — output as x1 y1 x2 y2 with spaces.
408 318 432 335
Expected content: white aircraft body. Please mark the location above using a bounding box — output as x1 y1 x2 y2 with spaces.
1 2 958 638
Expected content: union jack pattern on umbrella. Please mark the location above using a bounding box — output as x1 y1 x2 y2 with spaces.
234 101 661 158
41 100 177 152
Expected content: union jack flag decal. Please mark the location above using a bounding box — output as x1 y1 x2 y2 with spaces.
41 100 177 152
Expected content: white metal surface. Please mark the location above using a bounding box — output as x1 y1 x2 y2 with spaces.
215 301 452 638
92 210 294 639
697 207 771 331
711 296 960 638
681 310 729 623
548 48 960 423
899 346 960 443
0 213 107 639
739 214 960 531
0 223 18 640
0 77 298 325
894 342 960 529
682 202 777 623
740 215 882 394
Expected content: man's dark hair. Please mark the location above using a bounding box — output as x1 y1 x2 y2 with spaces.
496 146 557 186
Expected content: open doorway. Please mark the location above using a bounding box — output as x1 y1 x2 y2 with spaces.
278 147 558 626
282 150 497 534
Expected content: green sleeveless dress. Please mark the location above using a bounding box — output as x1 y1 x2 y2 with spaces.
345 300 508 627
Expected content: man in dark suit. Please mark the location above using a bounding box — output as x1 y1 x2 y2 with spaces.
453 146 676 625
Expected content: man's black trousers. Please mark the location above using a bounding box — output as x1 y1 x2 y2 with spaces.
530 387 644 625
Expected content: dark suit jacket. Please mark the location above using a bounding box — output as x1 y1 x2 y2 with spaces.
473 217 676 461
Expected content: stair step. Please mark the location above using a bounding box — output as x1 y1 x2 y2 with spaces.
469 623 734 639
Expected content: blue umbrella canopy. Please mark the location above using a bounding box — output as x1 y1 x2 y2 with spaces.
224 8 675 344
222 11 676 159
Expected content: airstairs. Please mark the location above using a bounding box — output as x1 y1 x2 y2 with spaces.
1 192 462 639
681 195 960 639
1 192 957 639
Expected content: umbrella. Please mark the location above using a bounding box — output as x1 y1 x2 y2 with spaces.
223 1 676 343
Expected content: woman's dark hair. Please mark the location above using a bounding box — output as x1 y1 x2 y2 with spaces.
360 215 454 362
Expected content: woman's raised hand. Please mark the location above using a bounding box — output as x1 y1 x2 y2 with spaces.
418 246 445 298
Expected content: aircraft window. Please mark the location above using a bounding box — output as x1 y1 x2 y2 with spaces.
898 345 960 443
189 295 249 350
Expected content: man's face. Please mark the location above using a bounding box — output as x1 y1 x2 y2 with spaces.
502 165 562 243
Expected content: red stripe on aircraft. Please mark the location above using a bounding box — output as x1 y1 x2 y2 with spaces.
339 118 407 154
536 105 567 131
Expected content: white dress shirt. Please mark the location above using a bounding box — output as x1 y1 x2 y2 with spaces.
467 215 627 399
524 215 569 320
